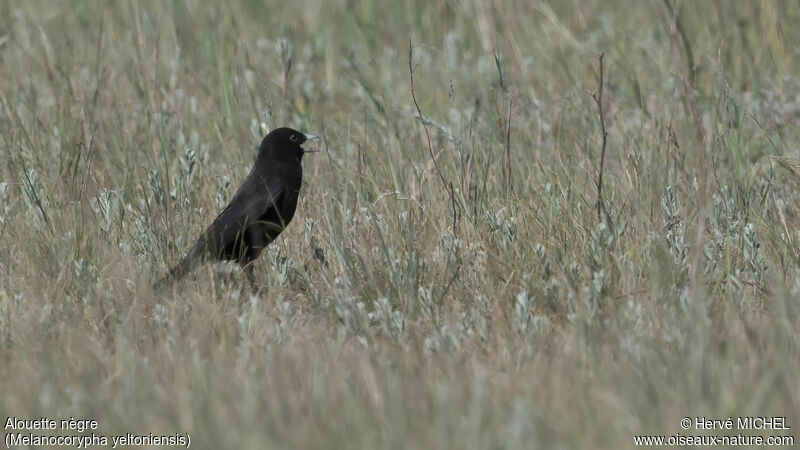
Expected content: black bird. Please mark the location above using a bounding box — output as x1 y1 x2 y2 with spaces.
155 127 318 289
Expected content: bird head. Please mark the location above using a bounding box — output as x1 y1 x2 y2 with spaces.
258 127 319 163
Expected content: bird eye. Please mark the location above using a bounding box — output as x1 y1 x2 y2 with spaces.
289 134 298 142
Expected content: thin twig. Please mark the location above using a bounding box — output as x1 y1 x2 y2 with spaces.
409 41 449 192
409 41 458 234
588 52 609 222
18 156 54 236
450 181 459 233
494 51 507 93
5 100 55 236
504 98 513 196
360 104 366 177
746 113 778 212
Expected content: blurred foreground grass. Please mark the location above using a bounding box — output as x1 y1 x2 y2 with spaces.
0 1 799 448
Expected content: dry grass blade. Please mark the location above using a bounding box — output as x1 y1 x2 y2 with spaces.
769 155 800 184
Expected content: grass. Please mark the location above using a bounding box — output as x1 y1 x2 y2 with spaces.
0 1 799 448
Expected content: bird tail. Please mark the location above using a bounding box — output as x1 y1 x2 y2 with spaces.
152 260 189 291
153 241 205 290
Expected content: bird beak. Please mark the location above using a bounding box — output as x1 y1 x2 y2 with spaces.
303 133 320 153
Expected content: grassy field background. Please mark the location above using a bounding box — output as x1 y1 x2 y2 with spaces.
1 1 799 448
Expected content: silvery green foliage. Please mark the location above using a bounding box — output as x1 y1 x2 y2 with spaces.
742 223 767 287
793 256 800 296
343 208 355 227
661 186 687 267
418 285 435 320
711 185 737 232
168 146 199 205
0 182 12 224
704 186 768 291
358 207 388 236
270 251 299 288
153 303 173 329
359 206 372 224
304 217 316 246
471 244 487 268
368 297 405 339
250 119 265 142
216 175 231 210
423 323 462 355
531 243 559 308
90 188 123 234
486 208 517 249
20 168 48 222
514 290 533 333
437 231 462 261
533 244 550 282
620 299 645 362
706 186 738 277
464 295 491 341
592 269 609 296
148 169 164 205
706 188 730 272
566 260 583 290
0 289 9 334
589 222 614 271
72 258 98 296
179 147 197 185
335 295 369 340
272 295 297 337
580 223 615 310
514 290 547 335
236 295 257 360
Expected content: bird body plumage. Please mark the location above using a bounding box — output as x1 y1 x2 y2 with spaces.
155 127 315 289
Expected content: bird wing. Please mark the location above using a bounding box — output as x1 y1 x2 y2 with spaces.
170 169 288 277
